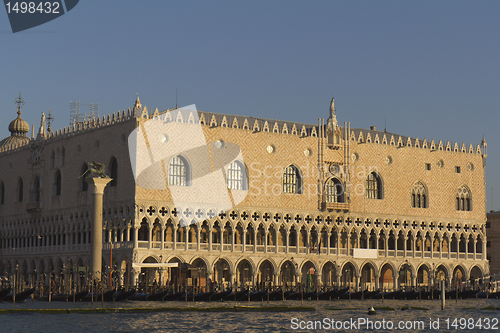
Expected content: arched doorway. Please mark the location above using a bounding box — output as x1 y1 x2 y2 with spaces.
417 264 430 289
258 260 274 289
191 258 208 293
322 261 336 288
279 260 296 289
469 265 483 290
398 262 412 290
341 262 356 291
236 259 253 290
139 256 158 293
360 262 376 291
379 263 394 291
301 261 317 292
435 264 448 289
213 258 231 290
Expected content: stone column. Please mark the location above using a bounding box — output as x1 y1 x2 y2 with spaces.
131 268 140 288
86 176 112 282
160 224 165 250
159 268 166 286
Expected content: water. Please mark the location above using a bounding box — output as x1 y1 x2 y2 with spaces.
1 298 499 332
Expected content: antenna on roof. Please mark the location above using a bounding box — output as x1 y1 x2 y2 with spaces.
176 88 178 109
384 114 386 132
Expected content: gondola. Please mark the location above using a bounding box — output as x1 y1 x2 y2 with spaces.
113 289 135 302
397 290 419 300
146 290 168 301
459 289 479 299
40 290 89 302
3 288 35 302
162 292 184 301
0 287 11 301
222 290 246 301
189 291 214 302
209 290 231 301
267 289 290 301
127 292 148 301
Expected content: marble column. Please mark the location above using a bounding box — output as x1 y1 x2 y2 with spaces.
86 176 112 282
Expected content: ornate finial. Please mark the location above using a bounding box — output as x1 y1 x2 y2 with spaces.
46 109 53 133
14 92 25 115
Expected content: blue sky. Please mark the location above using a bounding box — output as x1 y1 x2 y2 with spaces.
1 1 499 210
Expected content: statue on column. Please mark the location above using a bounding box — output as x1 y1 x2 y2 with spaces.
79 161 108 178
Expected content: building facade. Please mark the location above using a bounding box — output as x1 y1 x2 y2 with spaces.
0 95 489 292
486 211 500 277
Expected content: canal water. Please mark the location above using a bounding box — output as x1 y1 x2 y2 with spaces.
1 298 499 332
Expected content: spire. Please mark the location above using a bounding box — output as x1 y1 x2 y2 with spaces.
481 134 487 157
133 93 142 113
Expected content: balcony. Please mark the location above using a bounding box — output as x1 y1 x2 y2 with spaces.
324 202 349 211
26 202 41 214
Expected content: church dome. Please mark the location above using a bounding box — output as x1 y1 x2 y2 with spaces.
8 110 29 136
0 94 31 149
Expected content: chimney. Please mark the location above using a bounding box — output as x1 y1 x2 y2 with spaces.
370 126 376 131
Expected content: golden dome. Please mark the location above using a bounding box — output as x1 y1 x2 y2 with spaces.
8 110 29 136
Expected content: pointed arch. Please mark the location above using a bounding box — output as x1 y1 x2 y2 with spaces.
366 171 383 199
411 181 428 208
226 160 247 190
109 156 118 187
168 155 190 186
53 169 62 196
283 164 302 194
0 181 5 205
79 163 88 191
325 177 344 203
17 177 24 202
456 184 472 211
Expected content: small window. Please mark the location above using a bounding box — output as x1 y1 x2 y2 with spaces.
487 241 491 247
425 163 431 171
455 166 461 173
486 222 491 228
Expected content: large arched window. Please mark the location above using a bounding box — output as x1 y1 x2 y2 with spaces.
411 181 428 208
109 157 118 187
366 172 383 199
227 160 247 190
53 169 62 196
32 176 40 203
61 147 65 166
456 185 472 211
17 178 23 202
79 163 88 192
169 155 189 186
0 181 4 205
50 150 55 168
283 165 301 194
325 178 344 203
